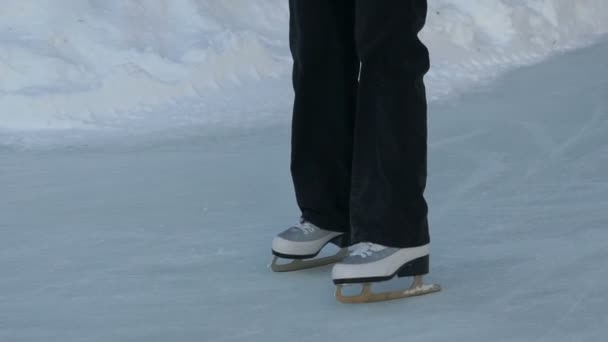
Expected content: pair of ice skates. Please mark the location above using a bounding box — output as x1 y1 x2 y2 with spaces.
271 220 440 303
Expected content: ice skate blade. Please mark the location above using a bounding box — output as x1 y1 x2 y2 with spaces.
270 249 348 272
335 275 441 304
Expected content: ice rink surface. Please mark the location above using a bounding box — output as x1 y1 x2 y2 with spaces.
1 39 607 341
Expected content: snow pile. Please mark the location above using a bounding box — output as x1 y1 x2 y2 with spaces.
423 0 608 98
0 0 606 134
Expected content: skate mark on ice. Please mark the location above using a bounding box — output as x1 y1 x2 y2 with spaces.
433 152 507 221
523 106 606 180
214 328 265 342
537 285 590 341
429 128 488 149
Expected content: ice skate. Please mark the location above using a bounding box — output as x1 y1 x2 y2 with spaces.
270 219 348 272
332 242 440 303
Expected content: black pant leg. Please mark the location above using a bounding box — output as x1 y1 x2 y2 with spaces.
350 0 430 247
289 0 359 232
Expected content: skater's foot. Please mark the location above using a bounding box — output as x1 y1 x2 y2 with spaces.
332 242 440 303
270 219 348 272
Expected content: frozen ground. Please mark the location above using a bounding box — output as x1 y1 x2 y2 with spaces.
1 38 607 341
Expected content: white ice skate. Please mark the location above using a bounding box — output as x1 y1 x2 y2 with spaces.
332 242 440 303
270 220 348 272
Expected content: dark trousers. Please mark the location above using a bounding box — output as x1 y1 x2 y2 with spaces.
289 0 430 248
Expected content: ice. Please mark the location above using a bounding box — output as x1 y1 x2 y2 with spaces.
1 37 608 341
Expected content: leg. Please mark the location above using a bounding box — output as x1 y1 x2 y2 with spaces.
289 0 359 233
350 0 430 247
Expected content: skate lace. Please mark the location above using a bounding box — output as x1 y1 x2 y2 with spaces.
293 221 318 235
349 242 386 258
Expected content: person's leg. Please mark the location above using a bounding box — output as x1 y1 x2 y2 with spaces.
289 0 359 233
350 0 430 247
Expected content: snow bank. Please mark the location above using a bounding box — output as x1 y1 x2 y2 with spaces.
423 0 608 99
0 0 606 133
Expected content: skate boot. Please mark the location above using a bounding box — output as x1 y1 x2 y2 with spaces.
270 219 348 272
332 242 440 303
